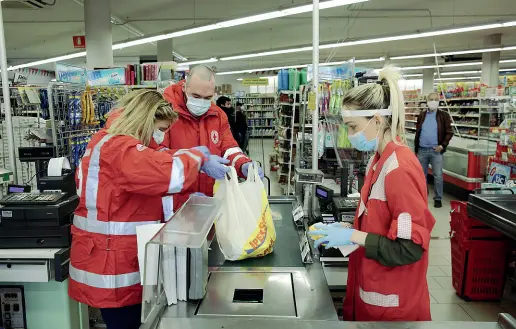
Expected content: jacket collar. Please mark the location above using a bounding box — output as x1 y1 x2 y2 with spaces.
162 80 219 121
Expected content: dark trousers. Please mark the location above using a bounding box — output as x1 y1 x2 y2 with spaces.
100 304 142 329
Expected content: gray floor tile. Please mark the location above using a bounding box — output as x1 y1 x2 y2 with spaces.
461 303 506 322
427 265 449 277
430 289 467 304
439 264 453 276
427 277 444 290
434 276 454 290
431 304 473 321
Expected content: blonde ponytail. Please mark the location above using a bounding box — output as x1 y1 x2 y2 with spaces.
342 65 406 144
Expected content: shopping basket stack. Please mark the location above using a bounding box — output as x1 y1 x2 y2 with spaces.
450 200 507 301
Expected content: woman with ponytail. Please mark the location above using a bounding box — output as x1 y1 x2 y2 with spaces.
310 66 435 321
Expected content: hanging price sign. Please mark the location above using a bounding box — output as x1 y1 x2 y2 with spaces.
307 92 316 111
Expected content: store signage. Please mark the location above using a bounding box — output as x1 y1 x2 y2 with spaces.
307 92 316 111
242 78 269 86
87 68 126 86
308 59 354 82
13 73 28 85
73 35 86 49
55 63 87 85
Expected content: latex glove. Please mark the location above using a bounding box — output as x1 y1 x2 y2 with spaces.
201 155 230 180
192 146 210 160
190 192 206 197
308 223 355 249
242 162 264 179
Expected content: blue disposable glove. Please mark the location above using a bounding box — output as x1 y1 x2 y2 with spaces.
308 223 355 249
192 146 210 160
201 155 230 180
190 192 206 197
242 162 264 179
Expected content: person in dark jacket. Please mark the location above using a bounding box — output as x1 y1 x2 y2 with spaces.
414 92 453 208
216 96 236 133
234 102 248 151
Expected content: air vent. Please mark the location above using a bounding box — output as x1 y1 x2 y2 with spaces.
1 0 46 10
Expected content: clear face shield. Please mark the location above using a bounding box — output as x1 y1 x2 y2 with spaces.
339 108 392 152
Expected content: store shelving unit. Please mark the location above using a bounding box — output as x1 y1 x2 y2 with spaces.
235 93 276 138
404 96 516 141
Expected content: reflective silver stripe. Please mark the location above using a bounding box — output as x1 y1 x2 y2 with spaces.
69 264 140 289
397 212 412 240
173 149 189 155
158 147 170 152
85 134 113 221
73 215 160 236
231 154 245 167
168 157 184 194
76 161 83 197
174 150 202 167
359 288 399 307
224 147 243 159
162 196 174 222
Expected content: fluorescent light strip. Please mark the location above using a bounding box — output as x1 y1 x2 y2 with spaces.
177 58 218 66
435 77 481 81
439 70 481 76
403 74 423 77
8 52 87 71
217 57 386 75
220 20 516 61
10 0 366 70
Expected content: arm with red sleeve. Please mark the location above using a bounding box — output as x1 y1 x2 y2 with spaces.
115 139 204 196
362 164 435 267
219 111 252 176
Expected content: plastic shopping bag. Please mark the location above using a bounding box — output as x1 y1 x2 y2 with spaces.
213 164 276 261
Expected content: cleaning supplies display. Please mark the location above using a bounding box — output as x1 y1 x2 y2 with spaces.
277 68 308 91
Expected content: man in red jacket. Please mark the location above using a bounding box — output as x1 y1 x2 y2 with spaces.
162 65 262 211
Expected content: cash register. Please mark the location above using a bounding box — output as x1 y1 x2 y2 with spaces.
0 147 78 248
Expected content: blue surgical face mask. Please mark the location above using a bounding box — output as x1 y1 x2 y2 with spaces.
348 118 379 152
186 94 211 117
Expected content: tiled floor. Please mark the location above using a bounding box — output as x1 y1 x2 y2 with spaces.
248 139 516 322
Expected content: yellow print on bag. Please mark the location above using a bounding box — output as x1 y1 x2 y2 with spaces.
241 190 276 259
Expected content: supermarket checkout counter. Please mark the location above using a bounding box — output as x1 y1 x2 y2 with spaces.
140 196 516 329
468 193 516 240
406 133 496 192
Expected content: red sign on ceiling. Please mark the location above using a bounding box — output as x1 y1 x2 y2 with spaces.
73 35 86 49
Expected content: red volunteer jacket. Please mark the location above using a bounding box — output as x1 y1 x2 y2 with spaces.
68 129 204 308
162 81 252 211
343 141 436 321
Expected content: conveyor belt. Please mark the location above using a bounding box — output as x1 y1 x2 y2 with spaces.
468 194 516 240
208 201 303 268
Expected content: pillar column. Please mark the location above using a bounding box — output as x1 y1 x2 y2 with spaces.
481 34 502 87
157 40 174 62
422 57 435 95
84 0 113 69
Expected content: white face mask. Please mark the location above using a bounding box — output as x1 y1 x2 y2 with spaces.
153 129 165 145
427 101 439 111
186 94 211 116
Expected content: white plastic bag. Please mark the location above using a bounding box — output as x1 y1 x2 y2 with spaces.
214 164 275 261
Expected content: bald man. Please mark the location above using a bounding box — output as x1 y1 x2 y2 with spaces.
161 65 258 211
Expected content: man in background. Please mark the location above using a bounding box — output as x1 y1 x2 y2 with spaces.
234 102 249 152
414 92 453 208
216 96 236 133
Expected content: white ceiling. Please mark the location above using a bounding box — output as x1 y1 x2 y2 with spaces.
3 0 516 74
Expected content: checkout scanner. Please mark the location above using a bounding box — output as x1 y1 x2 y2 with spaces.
0 147 78 249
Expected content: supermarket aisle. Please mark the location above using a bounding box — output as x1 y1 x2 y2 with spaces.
428 188 453 238
248 138 282 196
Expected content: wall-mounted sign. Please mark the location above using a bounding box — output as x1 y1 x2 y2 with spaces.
55 63 87 85
73 35 86 49
87 68 126 86
242 78 269 86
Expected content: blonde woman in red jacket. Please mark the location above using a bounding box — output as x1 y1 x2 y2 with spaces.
69 90 221 329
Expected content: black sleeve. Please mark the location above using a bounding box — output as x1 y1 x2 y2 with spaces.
364 233 424 267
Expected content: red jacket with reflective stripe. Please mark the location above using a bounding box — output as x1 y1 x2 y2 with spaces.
343 141 435 321
162 81 252 211
68 129 203 308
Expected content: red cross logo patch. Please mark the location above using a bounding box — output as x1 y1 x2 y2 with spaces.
211 130 219 144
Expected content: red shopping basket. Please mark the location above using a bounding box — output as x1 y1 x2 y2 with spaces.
450 201 504 240
451 236 507 301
